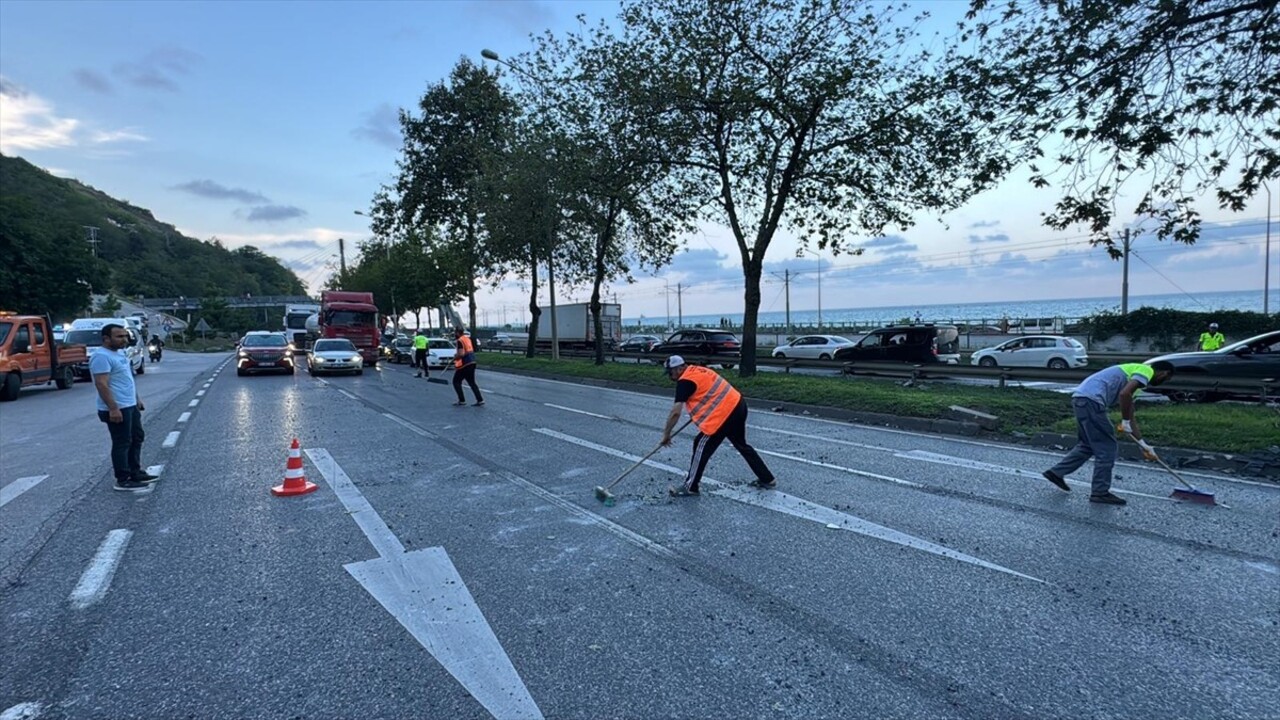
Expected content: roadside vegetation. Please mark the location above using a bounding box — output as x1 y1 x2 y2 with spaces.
479 353 1280 454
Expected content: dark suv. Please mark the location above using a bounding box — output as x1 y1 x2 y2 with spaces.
650 329 741 367
834 325 961 364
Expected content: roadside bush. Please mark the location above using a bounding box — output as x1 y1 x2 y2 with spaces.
1082 307 1279 349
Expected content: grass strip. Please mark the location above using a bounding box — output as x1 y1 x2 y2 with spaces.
479 352 1280 454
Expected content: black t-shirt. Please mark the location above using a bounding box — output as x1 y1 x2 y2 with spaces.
674 379 697 403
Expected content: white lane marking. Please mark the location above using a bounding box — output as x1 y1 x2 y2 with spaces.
750 424 890 453
177 412 191 423
196 390 206 397
543 403 614 420
0 702 43 720
337 389 357 401
532 428 1044 584
305 448 403 558
307 449 543 720
382 413 436 438
188 399 199 408
1 475 49 508
757 449 923 488
894 450 1175 502
69 529 132 610
162 431 180 448
1244 560 1279 576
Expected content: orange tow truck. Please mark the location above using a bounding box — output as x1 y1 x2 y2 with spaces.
0 312 88 401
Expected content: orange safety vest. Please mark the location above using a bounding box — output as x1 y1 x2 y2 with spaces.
454 335 476 369
681 365 741 435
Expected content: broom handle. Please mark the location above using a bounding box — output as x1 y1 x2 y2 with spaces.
1124 431 1196 490
606 419 692 490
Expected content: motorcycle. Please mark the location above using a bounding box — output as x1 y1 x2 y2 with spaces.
148 342 163 363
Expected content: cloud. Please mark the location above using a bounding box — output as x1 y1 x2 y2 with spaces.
0 78 80 152
969 233 1010 244
172 180 269 204
73 69 113 94
270 239 325 252
245 205 307 222
666 247 736 280
861 236 909 249
968 220 1001 229
880 243 919 254
352 103 401 149
114 47 201 92
90 128 147 144
462 0 555 34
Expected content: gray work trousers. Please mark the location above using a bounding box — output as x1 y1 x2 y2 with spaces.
1048 397 1117 496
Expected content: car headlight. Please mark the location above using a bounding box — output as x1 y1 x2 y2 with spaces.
313 357 326 363
238 350 248 358
351 355 362 363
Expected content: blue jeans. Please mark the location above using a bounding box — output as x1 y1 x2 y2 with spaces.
1049 397 1116 495
98 405 145 482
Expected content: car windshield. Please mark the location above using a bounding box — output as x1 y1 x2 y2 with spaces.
1220 333 1280 354
314 340 355 352
242 335 287 348
63 329 103 346
428 339 454 349
326 310 375 326
285 314 311 329
394 338 412 347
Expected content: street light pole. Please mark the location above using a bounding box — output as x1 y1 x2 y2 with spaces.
1265 183 1272 315
799 248 822 330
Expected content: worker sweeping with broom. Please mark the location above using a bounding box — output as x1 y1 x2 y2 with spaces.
659 356 776 497
1042 361 1175 505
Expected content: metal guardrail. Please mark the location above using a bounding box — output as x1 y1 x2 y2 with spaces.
481 347 1278 401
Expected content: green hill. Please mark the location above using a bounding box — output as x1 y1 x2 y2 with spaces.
0 153 305 318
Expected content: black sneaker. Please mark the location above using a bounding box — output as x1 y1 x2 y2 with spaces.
1089 492 1127 505
132 471 160 484
113 479 148 492
668 485 700 497
452 401 467 406
1043 470 1070 492
473 400 485 407
749 478 778 490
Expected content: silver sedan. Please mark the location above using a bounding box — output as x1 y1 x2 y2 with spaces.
308 338 365 376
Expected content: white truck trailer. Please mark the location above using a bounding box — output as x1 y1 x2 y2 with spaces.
534 302 622 349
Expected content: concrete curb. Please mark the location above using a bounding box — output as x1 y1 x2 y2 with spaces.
483 364 1280 482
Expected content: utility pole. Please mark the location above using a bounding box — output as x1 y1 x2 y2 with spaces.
677 283 683 327
664 280 671 330
784 269 791 337
1120 229 1134 315
83 226 100 257
1265 183 1272 315
338 238 348 284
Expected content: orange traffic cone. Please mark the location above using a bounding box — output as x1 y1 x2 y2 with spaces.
272 438 317 496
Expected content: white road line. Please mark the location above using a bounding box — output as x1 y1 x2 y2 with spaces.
543 403 615 420
749 424 891 453
196 390 206 397
757 449 923 488
177 412 191 423
69 529 132 610
532 428 1044 584
306 449 544 720
894 450 1175 502
337 389 357 401
381 413 436 438
0 702 43 720
1 475 49 508
162 431 180 448
188 399 199 408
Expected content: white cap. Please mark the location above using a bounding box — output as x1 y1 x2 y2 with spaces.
664 355 686 369
1209 322 1219 328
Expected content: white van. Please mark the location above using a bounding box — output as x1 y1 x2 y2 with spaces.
66 318 145 375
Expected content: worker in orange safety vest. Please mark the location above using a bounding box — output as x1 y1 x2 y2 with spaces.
451 327 484 407
659 355 776 497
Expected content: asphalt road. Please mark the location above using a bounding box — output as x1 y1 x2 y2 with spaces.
2 354 1277 719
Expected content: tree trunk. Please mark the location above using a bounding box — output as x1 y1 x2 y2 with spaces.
739 259 764 377
590 206 620 366
525 253 541 358
413 309 421 331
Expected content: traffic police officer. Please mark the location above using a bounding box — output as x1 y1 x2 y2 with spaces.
413 329 429 377
1198 322 1225 351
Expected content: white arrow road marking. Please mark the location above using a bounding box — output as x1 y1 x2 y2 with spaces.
894 450 1174 502
532 429 1044 584
1 475 48 508
543 403 614 420
69 529 132 610
305 449 543 720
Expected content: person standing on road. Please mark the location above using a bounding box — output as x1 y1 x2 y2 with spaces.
451 327 483 406
1042 361 1175 505
413 329 429 378
1198 322 1225 351
92 324 156 492
660 355 776 497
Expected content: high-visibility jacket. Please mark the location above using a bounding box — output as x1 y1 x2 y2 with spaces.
1198 332 1225 351
454 335 476 368
681 365 741 435
413 335 428 350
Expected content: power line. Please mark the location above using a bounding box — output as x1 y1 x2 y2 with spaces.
1128 250 1211 310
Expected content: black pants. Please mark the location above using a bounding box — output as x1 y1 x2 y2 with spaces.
682 400 773 491
413 349 427 369
453 364 483 403
98 405 145 482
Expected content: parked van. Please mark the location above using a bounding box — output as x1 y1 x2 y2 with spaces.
65 318 145 376
834 324 961 364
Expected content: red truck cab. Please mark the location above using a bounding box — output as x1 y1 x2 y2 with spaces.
318 291 380 365
0 312 88 401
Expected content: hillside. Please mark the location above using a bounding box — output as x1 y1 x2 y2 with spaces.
0 153 305 318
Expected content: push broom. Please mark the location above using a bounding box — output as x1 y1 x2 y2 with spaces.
594 419 691 507
1125 432 1218 506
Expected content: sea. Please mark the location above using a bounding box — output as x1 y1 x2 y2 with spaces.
627 289 1280 330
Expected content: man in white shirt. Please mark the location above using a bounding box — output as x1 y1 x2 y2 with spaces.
92 324 155 492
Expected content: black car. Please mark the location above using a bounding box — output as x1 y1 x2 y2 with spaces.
619 334 661 352
650 329 741 367
384 337 415 364
833 325 961 364
1147 330 1280 402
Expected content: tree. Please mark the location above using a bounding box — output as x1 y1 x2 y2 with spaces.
99 292 122 316
963 0 1280 252
616 0 1009 375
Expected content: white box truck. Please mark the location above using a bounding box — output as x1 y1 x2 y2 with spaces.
534 302 622 349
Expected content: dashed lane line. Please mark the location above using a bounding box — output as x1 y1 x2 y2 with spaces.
543 403 615 420
755 449 923 488
894 450 1176 503
68 529 132 610
162 431 180 449
1 476 49 508
0 702 43 720
187 399 199 408
177 412 191 423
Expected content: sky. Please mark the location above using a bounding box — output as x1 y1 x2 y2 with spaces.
2 0 1276 326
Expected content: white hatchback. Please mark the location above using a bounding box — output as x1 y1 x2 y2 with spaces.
970 335 1088 370
426 338 457 369
771 335 857 360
